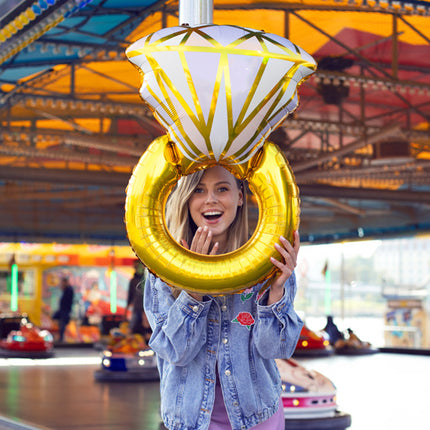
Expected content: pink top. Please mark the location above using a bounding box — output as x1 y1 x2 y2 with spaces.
209 376 284 430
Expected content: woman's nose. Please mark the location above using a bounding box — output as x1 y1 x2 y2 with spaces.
205 190 217 203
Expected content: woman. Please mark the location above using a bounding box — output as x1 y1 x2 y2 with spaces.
144 165 302 430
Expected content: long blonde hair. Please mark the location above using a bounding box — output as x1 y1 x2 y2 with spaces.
165 167 249 254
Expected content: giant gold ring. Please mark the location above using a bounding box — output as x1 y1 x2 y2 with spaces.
125 135 299 295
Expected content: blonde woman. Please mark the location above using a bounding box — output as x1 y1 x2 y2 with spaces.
144 165 302 430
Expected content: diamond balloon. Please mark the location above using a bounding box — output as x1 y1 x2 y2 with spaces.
126 24 316 166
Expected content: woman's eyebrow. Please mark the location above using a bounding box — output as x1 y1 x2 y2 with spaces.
199 181 232 186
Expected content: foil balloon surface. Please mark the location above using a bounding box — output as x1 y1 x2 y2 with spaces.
125 24 316 294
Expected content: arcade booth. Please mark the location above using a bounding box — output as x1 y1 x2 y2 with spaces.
383 286 429 352
0 243 137 346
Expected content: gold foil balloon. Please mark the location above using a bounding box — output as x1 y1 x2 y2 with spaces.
125 24 316 294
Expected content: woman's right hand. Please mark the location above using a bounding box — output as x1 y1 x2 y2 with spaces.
181 226 219 255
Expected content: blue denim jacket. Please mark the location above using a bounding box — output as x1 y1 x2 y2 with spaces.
144 272 303 430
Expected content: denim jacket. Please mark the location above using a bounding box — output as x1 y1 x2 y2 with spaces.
144 272 303 430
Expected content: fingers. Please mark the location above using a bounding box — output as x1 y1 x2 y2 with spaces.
190 226 213 255
270 231 300 274
209 242 219 255
180 239 190 250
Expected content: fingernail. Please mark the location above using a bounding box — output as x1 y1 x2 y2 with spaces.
280 235 286 241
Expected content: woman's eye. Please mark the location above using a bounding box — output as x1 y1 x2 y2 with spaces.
194 187 204 193
218 187 228 192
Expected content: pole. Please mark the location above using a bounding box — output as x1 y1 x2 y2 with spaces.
179 0 213 26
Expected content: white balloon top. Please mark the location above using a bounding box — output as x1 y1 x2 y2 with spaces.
126 24 316 165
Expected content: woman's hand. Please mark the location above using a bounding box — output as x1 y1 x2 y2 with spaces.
180 226 219 255
268 230 300 305
180 226 219 301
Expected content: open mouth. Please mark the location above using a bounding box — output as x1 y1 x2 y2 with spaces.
203 211 223 221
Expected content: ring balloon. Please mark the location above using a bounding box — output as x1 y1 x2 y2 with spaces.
125 135 299 295
125 24 315 294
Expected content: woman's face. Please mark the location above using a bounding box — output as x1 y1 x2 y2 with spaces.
188 166 243 247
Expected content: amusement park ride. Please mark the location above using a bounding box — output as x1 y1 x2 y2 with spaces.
0 0 429 245
1 1 430 429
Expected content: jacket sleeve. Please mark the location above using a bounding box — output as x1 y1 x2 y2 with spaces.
143 273 212 366
253 272 303 359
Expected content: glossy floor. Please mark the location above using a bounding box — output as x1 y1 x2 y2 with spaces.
0 348 428 430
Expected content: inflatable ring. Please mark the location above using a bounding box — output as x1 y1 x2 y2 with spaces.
125 135 299 295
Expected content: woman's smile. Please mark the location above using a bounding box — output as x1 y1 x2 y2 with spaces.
202 210 223 223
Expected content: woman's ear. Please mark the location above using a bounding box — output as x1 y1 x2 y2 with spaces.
238 189 244 207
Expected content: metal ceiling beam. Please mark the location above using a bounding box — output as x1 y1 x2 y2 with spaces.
1 165 429 203
0 129 150 155
0 166 130 187
293 125 401 172
0 143 138 166
298 184 430 204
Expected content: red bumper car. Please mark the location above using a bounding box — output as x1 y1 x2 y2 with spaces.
0 314 54 358
293 325 333 357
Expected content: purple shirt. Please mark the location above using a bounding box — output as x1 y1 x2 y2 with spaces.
209 373 284 430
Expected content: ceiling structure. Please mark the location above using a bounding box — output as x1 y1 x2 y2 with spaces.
0 0 430 246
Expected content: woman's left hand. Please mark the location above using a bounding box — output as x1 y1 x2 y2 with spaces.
267 230 300 305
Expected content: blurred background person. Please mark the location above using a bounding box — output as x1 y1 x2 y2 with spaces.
53 276 75 342
126 260 151 341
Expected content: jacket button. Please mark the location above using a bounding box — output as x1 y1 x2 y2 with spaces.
221 305 227 311
192 305 199 312
222 338 228 344
225 370 231 376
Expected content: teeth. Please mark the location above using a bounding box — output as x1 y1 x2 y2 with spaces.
203 211 222 216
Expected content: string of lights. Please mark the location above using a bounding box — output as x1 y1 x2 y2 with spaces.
0 0 94 65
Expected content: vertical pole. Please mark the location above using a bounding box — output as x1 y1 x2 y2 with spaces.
179 0 213 26
110 270 117 314
340 247 345 322
392 13 398 79
109 250 117 314
322 260 331 316
11 262 19 312
284 10 290 39
324 268 332 316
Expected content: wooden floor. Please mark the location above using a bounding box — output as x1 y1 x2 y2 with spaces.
0 347 428 430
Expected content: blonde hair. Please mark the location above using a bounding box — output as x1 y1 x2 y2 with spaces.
165 167 249 254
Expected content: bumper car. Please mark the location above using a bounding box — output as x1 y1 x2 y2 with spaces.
0 314 54 358
333 328 379 356
322 316 378 355
276 358 352 429
94 328 159 382
293 325 333 357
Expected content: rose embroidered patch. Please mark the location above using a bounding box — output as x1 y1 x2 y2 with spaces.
232 312 255 330
240 288 254 303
